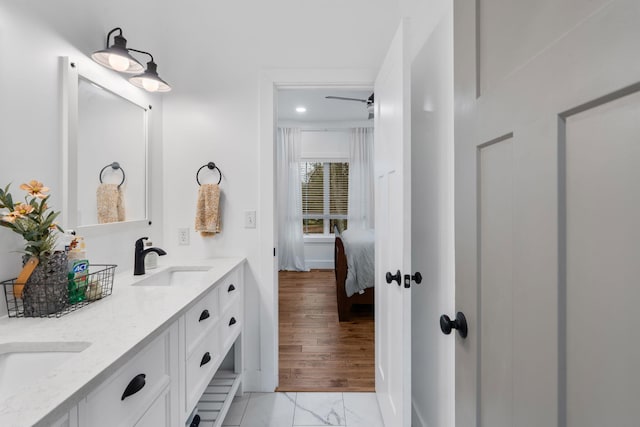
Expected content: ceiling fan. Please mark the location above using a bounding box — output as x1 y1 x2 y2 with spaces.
325 93 375 120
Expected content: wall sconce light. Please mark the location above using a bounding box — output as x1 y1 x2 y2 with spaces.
128 49 171 93
91 28 171 93
91 28 144 74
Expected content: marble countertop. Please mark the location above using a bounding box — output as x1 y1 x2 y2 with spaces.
0 256 245 427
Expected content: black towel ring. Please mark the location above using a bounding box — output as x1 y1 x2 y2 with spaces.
99 162 126 188
196 162 222 186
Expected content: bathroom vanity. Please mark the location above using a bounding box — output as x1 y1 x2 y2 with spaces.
0 257 245 427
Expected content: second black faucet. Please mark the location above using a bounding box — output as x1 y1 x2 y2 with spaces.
134 237 167 275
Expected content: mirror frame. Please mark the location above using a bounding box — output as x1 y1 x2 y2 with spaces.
61 56 152 233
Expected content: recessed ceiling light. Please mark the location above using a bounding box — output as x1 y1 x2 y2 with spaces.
296 106 307 113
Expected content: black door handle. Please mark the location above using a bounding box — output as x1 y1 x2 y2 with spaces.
199 309 210 322
228 284 236 292
121 373 146 400
440 312 468 338
200 352 211 367
412 272 422 284
229 317 237 326
386 270 401 286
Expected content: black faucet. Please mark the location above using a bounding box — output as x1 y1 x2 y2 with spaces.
134 237 167 275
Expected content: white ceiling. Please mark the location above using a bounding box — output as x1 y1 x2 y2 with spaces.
277 88 373 122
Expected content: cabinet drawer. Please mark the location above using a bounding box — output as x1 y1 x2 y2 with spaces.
219 270 241 313
134 385 171 427
221 300 242 351
185 287 219 356
186 326 221 411
85 332 170 427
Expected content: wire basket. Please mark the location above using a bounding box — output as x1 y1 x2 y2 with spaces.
2 264 116 318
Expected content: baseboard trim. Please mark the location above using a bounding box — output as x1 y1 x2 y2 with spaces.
305 260 334 269
243 369 264 392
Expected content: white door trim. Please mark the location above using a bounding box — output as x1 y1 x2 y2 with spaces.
257 68 376 391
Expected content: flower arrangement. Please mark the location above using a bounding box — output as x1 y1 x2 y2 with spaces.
0 180 63 259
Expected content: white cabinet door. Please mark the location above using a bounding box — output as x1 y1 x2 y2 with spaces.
454 1 640 426
81 324 178 427
50 407 78 427
135 387 171 427
374 18 412 427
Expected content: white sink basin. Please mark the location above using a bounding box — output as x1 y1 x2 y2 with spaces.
0 341 91 401
132 266 212 287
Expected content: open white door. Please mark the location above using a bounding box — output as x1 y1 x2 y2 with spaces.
374 19 412 427
454 1 640 426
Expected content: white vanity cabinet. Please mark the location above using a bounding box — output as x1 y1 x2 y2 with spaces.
67 262 243 427
180 267 244 425
79 323 180 427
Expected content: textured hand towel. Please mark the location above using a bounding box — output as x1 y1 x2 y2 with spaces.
195 183 222 236
96 183 126 224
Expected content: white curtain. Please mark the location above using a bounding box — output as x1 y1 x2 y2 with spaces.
277 128 308 271
347 127 374 230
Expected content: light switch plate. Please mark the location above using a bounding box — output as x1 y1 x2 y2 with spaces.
244 210 256 228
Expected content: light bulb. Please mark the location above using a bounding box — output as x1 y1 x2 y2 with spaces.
108 54 130 72
142 78 160 92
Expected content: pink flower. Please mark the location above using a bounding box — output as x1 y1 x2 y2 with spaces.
13 203 34 217
20 180 50 199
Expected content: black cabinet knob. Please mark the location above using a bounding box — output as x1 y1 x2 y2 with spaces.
229 317 237 326
190 414 201 427
440 312 468 338
199 309 210 322
228 284 236 292
412 272 422 284
121 373 146 400
385 270 401 286
200 352 211 367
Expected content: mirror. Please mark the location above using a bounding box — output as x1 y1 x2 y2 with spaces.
62 57 151 230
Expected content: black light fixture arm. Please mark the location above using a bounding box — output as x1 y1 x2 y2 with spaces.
105 27 123 47
127 48 154 63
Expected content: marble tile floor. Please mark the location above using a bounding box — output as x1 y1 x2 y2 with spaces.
219 392 384 427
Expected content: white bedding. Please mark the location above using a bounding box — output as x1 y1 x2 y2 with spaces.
341 228 375 297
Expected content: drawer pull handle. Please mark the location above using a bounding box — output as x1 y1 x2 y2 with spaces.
199 309 210 322
229 317 237 326
121 373 146 401
228 284 236 292
200 352 212 367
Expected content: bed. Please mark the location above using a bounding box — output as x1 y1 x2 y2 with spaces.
334 227 375 321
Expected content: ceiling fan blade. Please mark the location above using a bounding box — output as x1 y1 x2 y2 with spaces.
325 96 368 103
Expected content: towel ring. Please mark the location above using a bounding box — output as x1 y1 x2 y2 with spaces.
99 162 126 188
196 162 222 186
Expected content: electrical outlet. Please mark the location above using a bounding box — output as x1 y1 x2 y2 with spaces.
245 210 256 228
178 228 190 245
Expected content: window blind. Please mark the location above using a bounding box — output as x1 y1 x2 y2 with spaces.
300 162 324 216
300 161 349 234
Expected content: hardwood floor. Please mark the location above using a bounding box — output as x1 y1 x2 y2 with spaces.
277 269 375 392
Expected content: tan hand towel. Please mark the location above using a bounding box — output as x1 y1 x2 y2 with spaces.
97 183 126 224
195 183 221 236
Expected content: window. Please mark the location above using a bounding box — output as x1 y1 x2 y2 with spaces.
300 161 348 234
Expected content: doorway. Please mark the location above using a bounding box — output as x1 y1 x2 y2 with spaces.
275 87 376 391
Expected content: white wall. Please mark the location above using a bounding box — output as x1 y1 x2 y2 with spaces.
410 4 455 427
160 7 396 388
0 2 164 317
0 8 457 426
